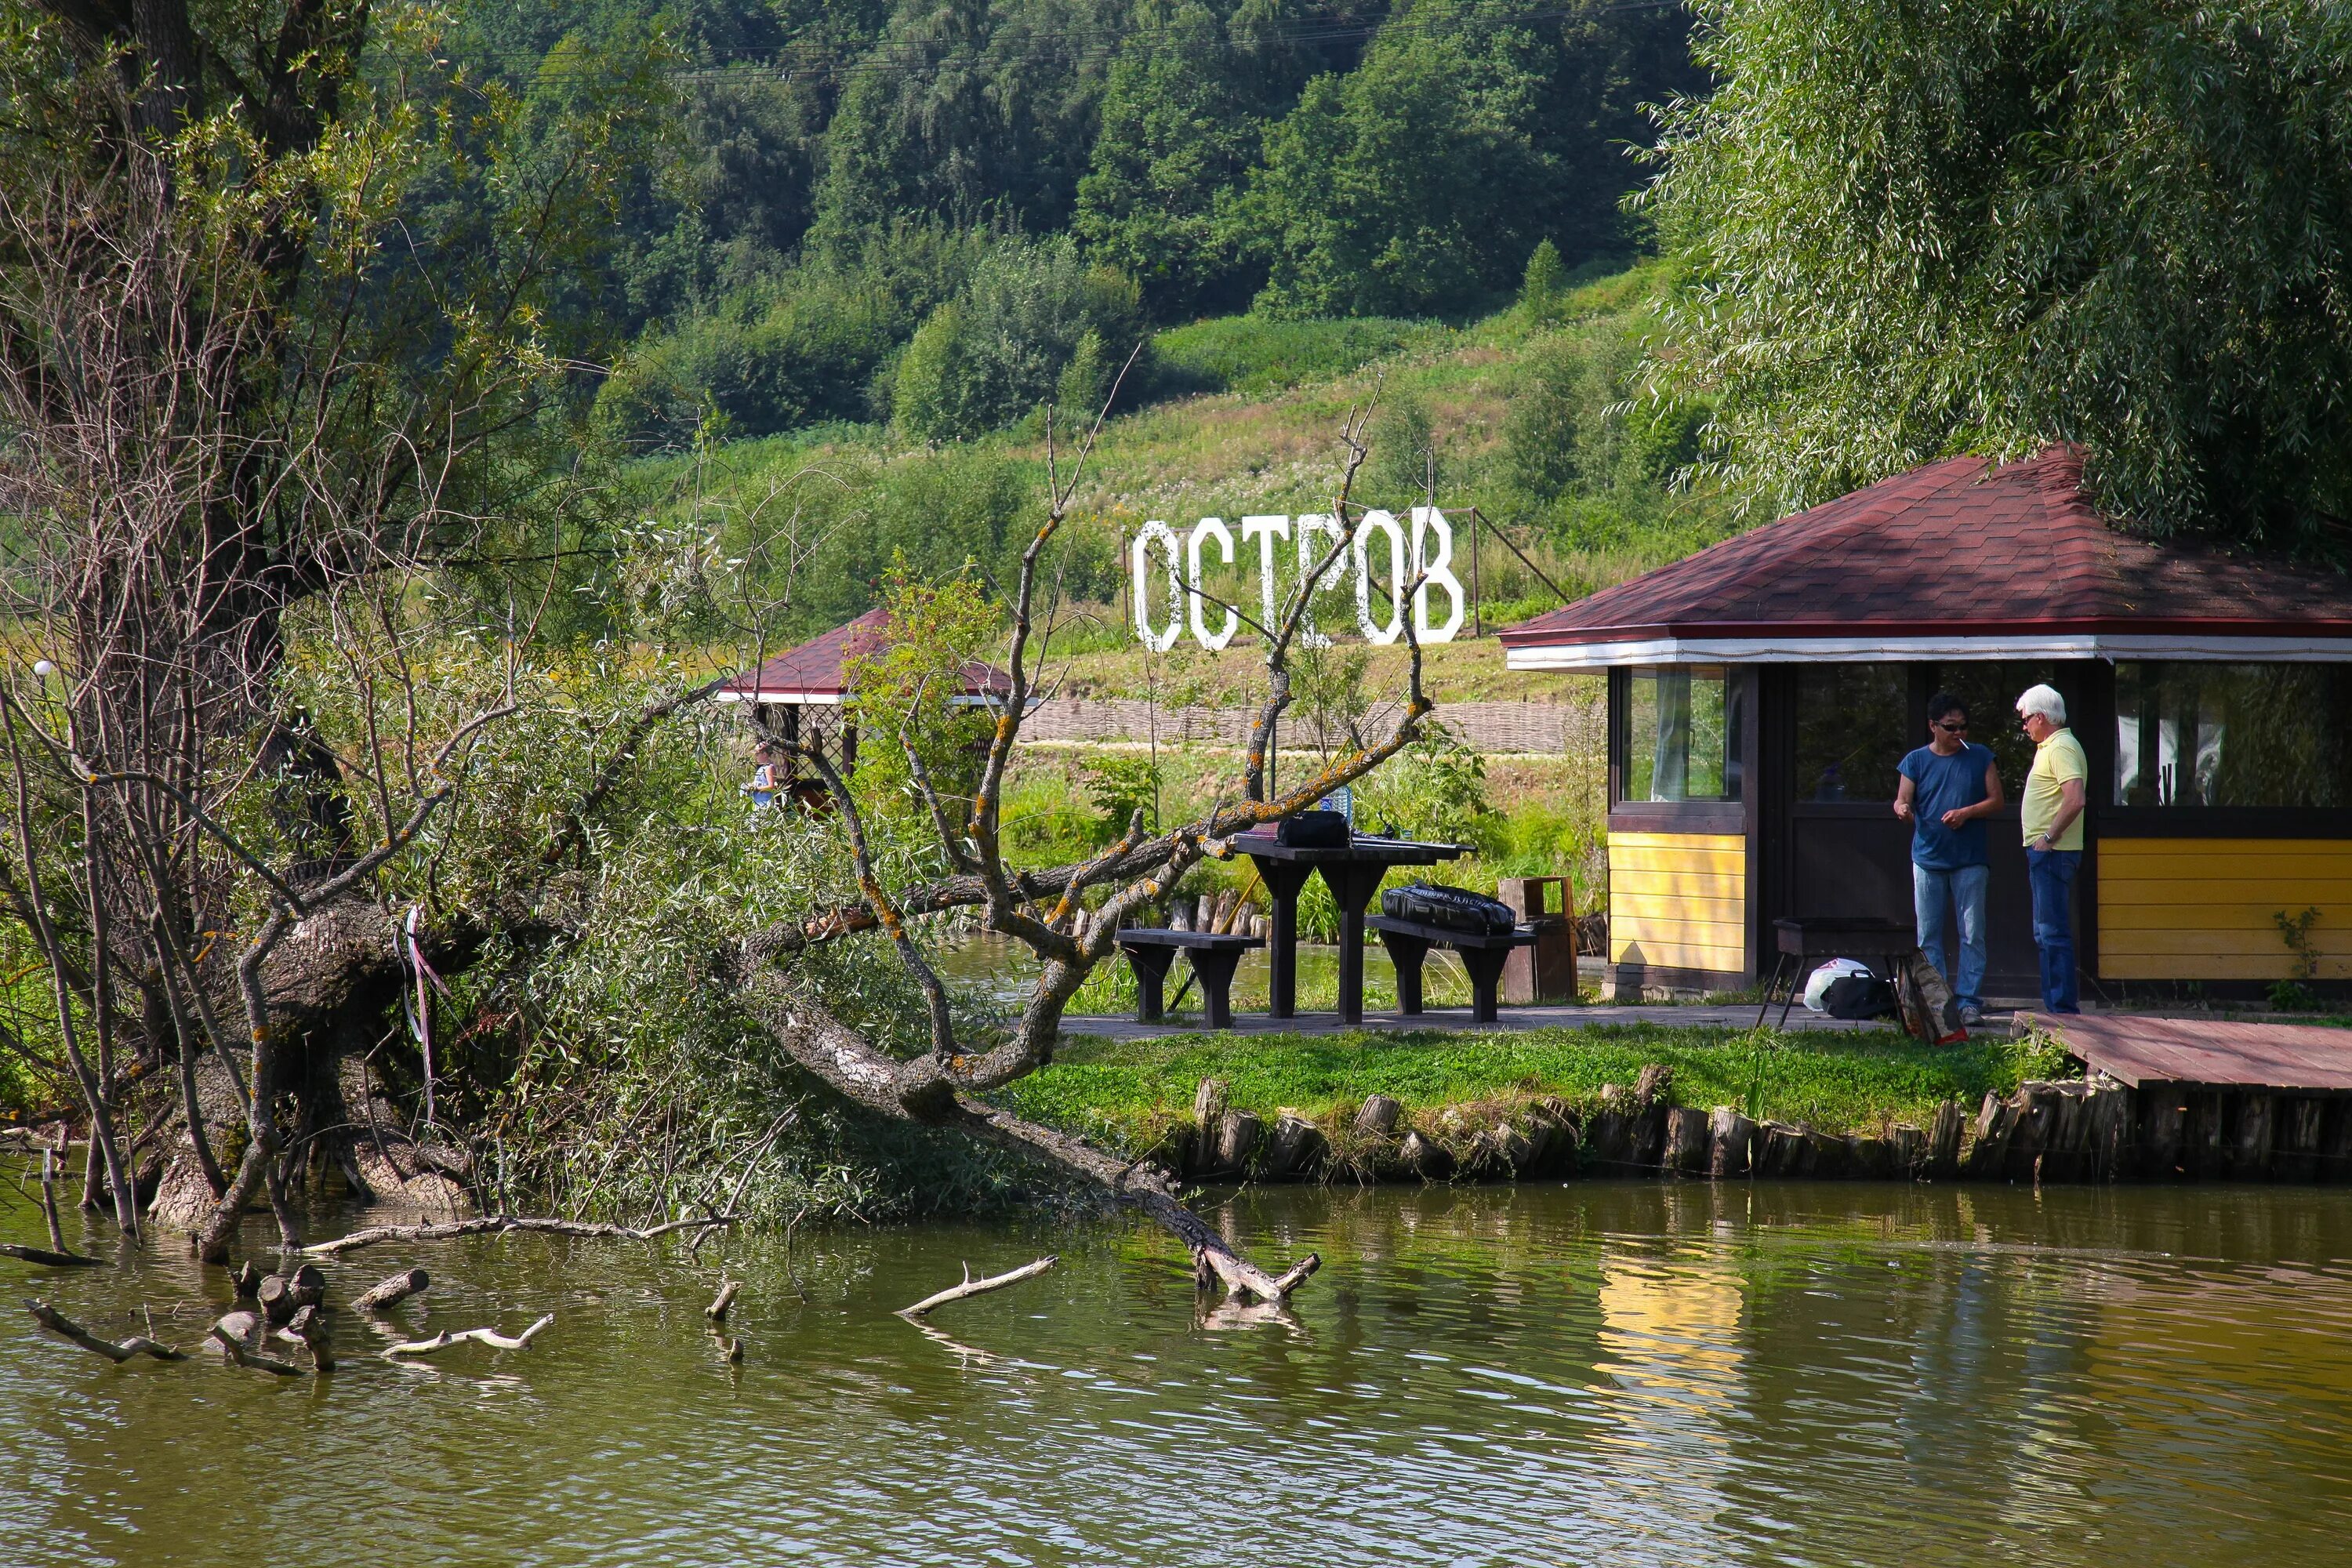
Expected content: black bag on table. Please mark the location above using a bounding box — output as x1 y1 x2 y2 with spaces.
1380 882 1516 936
1276 810 1349 848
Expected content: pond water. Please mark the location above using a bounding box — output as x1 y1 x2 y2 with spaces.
6 1170 2352 1566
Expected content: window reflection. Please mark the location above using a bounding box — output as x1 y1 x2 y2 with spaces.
2115 662 2352 808
1792 666 1906 801
1624 666 1741 802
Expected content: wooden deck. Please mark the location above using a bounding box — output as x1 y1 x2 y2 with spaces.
2039 1012 2352 1093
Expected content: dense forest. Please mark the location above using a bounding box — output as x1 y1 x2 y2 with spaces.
422 0 1702 451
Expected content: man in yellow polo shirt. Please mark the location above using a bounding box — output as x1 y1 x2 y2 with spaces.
2016 684 2088 1013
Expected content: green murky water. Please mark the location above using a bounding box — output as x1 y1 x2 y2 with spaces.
5 1168 2352 1566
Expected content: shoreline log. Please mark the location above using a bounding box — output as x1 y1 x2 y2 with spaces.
1352 1094 1403 1139
1665 1107 1708 1174
1708 1108 1756 1178
1260 1113 1327 1181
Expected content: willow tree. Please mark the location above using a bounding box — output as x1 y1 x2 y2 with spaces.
1645 0 2352 550
0 2 683 1259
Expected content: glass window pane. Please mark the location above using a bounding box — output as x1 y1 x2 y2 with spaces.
2115 662 2352 808
1622 666 1740 802
1792 666 1907 801
1931 662 2060 795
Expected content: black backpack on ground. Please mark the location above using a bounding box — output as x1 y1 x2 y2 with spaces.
1380 883 1517 936
1276 810 1350 848
1819 972 1898 1020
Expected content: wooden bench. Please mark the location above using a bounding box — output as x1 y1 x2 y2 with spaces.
1115 929 1265 1030
1367 916 1537 1024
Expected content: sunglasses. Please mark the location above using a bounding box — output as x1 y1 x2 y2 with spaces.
1933 720 1968 732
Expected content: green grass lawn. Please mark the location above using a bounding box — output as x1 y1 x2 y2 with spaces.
998 1022 2026 1154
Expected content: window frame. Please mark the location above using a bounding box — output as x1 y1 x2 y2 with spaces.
2108 659 2352 826
1608 663 1751 833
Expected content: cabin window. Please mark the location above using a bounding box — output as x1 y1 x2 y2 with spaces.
2114 662 2352 808
1792 665 1907 801
1623 665 1741 802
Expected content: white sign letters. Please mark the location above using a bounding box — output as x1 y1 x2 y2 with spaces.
1131 509 1464 651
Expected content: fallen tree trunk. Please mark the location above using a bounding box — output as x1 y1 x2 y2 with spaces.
302 1214 738 1258
898 1256 1057 1319
383 1312 555 1357
25 1300 183 1362
706 1279 739 1323
960 1101 1318 1302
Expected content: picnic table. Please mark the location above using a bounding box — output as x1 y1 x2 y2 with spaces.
1234 830 1467 1025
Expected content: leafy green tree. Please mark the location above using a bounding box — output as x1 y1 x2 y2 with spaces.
1519 238 1566 314
1249 5 1557 317
1647 0 2352 547
808 0 1124 253
891 236 1142 441
1073 2 1264 318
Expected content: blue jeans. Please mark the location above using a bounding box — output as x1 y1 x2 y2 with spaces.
2027 848 2082 1013
1913 862 1988 1010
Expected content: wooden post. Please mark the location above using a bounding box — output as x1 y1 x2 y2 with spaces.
1926 1100 1964 1180
1708 1107 1756 1178
2280 1097 2326 1184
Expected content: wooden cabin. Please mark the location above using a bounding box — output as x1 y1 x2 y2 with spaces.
1497 447 2352 1001
714 608 1011 793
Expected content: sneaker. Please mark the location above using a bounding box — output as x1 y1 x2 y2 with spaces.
1958 1003 1984 1026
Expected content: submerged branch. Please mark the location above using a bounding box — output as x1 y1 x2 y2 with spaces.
383 1313 556 1357
302 1214 739 1258
897 1255 1058 1319
27 1300 183 1362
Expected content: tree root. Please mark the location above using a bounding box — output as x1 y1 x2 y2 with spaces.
383 1312 555 1357
26 1300 183 1362
302 1214 737 1258
897 1255 1058 1319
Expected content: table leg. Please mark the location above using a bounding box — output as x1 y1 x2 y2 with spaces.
1124 946 1172 1024
1252 861 1312 1020
1460 946 1512 1024
1189 949 1246 1031
1378 931 1431 1014
1320 863 1390 1026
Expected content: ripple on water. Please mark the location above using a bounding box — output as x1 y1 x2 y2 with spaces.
8 1177 2352 1564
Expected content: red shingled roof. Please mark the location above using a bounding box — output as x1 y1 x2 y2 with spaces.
717 608 1012 702
1499 445 2352 652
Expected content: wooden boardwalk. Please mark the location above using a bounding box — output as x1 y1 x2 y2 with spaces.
2040 1012 2352 1093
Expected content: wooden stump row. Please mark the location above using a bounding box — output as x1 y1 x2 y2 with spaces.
1162 1070 2352 1187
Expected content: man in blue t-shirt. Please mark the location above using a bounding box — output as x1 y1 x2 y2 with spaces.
1894 693 2005 1023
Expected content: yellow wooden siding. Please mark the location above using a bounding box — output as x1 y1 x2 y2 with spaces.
2099 838 2352 980
1609 831 1747 975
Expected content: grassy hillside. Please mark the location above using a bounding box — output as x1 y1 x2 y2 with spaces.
635 260 1736 662
637 262 1736 920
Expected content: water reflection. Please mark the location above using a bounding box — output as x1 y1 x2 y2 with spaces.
5 1175 2352 1565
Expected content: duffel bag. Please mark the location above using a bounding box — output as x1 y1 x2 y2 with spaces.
1380 882 1516 936
1276 810 1349 848
1819 973 1897 1021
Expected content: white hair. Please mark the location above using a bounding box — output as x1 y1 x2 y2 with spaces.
2016 684 2067 724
